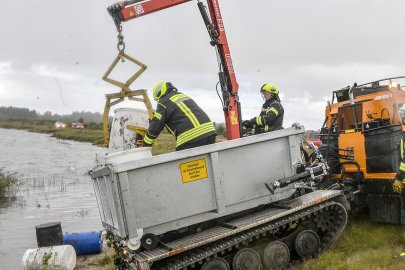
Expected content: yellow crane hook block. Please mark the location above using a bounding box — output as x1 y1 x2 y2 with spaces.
102 52 154 148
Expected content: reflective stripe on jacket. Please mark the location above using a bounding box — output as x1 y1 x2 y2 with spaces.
144 90 217 147
398 137 405 180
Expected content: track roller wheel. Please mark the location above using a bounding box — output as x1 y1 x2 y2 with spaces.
262 241 290 270
295 230 320 258
141 233 159 250
126 239 141 252
201 257 230 270
232 248 261 270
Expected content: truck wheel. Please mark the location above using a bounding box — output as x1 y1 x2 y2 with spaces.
262 241 290 270
201 257 230 270
141 233 158 250
232 248 261 270
294 230 320 258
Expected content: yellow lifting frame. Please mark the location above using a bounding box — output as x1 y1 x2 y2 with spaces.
102 52 154 147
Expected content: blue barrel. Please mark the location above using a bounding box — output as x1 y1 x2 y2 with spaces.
63 231 103 255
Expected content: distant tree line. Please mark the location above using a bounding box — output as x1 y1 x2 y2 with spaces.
0 106 37 120
0 106 104 123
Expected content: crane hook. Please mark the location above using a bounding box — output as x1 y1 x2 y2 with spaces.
117 32 126 55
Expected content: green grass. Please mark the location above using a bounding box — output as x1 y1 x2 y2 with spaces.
151 132 176 155
300 214 405 270
97 255 115 270
0 169 19 198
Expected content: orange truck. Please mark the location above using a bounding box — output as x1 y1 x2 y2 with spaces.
319 76 405 224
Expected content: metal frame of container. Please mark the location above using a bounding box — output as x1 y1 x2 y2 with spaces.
91 125 305 247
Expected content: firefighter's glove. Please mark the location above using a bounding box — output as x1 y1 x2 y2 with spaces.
393 179 403 194
242 120 253 129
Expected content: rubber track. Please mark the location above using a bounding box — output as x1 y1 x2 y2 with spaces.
151 201 347 270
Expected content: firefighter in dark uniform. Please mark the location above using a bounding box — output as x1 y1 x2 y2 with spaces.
143 81 217 151
393 135 405 225
242 83 284 134
394 136 405 192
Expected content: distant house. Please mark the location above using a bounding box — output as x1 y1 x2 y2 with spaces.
71 122 84 129
54 121 66 129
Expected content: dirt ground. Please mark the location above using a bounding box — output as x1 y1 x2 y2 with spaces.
74 245 114 270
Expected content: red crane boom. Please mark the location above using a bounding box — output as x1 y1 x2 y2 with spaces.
107 0 242 139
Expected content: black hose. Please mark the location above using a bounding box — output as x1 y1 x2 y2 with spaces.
381 108 389 119
215 81 224 107
339 161 362 183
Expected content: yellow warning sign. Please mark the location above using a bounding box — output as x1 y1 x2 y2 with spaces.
129 11 134 17
180 158 208 183
230 111 238 125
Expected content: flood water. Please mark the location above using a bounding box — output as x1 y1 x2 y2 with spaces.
0 128 107 269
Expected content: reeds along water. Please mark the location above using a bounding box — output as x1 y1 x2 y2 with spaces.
0 170 19 198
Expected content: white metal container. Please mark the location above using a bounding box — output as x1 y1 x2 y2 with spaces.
22 245 76 270
108 107 149 152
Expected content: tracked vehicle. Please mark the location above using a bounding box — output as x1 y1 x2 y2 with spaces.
92 126 348 270
91 1 349 269
319 76 405 225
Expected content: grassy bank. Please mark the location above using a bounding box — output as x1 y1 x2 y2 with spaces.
0 120 224 149
0 120 104 146
0 119 55 133
53 129 104 145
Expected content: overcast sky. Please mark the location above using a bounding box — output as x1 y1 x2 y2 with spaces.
1 0 404 130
